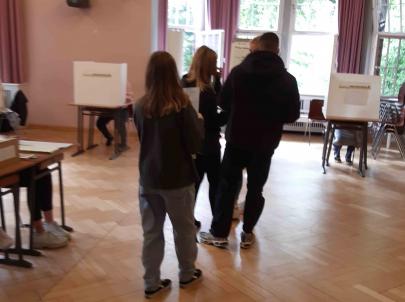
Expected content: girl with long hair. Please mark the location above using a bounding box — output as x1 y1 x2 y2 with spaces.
181 46 227 227
134 51 204 298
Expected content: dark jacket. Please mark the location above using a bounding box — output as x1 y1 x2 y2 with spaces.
181 75 228 154
134 104 204 190
220 51 300 153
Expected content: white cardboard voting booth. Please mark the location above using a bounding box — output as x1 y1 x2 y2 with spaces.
325 73 381 121
73 61 127 106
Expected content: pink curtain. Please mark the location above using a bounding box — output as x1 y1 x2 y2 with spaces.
157 0 168 51
337 0 365 74
207 0 240 76
0 0 23 83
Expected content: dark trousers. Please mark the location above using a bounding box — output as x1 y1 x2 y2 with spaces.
210 144 274 237
19 169 52 221
195 149 221 214
96 109 128 146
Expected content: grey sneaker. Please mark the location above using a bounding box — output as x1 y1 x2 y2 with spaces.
44 221 71 240
33 230 68 249
0 229 14 250
240 231 255 249
199 231 228 248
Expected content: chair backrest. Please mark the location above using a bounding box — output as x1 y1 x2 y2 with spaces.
308 99 325 120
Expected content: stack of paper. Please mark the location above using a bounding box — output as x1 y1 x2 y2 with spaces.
19 140 72 153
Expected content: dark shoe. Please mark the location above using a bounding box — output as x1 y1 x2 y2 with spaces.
180 269 202 288
199 231 228 248
194 219 201 229
106 137 113 146
240 231 255 249
334 156 342 163
144 279 171 299
118 144 130 152
346 158 353 166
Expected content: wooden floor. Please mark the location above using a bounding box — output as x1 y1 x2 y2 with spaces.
1 126 405 302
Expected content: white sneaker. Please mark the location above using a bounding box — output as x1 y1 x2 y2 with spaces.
0 229 14 250
33 230 68 249
44 221 71 240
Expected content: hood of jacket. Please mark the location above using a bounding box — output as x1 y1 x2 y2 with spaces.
238 51 285 79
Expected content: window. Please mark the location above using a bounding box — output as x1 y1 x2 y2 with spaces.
239 0 281 32
237 0 338 96
288 0 338 96
167 0 205 74
374 0 405 97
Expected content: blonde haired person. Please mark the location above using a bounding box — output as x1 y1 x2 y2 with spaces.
134 51 204 298
181 46 228 228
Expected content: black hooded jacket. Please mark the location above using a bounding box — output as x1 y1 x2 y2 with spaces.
220 51 300 153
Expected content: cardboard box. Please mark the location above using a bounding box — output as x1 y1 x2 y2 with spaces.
0 136 19 168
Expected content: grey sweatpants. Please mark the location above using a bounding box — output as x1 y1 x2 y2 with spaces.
139 184 197 291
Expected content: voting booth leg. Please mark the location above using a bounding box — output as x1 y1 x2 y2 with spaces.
110 110 121 160
87 114 98 150
58 162 73 232
322 122 332 173
72 106 85 157
326 127 335 167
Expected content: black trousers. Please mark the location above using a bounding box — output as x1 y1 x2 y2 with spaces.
20 169 53 221
195 149 221 214
210 144 274 237
96 109 128 145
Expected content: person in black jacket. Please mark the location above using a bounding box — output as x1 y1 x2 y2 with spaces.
200 32 300 249
134 51 204 298
181 46 228 228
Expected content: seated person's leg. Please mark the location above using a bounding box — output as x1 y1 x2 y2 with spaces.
345 146 355 165
118 108 129 151
20 170 69 249
333 144 342 162
96 116 114 145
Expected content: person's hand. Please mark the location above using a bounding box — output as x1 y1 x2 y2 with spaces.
216 68 223 78
197 113 204 120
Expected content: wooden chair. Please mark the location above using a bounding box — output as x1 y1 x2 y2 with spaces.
304 99 326 145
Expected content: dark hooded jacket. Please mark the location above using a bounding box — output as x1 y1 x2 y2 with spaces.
220 51 300 153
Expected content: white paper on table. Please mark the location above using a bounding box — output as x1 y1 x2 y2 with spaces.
19 140 72 153
183 87 200 111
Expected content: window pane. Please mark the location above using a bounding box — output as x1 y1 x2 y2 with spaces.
295 0 338 32
375 38 405 96
239 0 281 31
289 34 335 95
168 0 203 30
377 0 405 33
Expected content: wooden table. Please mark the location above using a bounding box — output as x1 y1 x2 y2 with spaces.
0 150 70 268
70 103 133 160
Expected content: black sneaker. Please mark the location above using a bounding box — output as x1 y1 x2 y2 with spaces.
194 219 201 229
334 156 342 163
106 137 113 146
144 279 171 299
240 231 255 249
180 269 202 288
345 158 353 166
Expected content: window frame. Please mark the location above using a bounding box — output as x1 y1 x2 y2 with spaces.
371 0 405 98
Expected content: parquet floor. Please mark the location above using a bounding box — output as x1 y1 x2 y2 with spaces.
1 126 405 302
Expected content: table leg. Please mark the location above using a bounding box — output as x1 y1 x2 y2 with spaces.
57 162 73 232
87 114 98 150
110 109 121 160
322 121 331 174
72 106 85 157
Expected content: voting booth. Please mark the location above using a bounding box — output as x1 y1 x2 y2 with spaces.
325 73 381 121
73 61 127 106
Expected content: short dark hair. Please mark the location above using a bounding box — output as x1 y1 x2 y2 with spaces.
258 32 279 53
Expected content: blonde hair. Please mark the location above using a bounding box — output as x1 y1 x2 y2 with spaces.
186 46 218 91
141 51 190 118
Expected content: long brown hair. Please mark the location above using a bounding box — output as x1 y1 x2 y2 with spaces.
141 51 190 118
186 46 218 91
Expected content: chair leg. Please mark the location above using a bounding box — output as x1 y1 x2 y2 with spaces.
308 122 312 146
